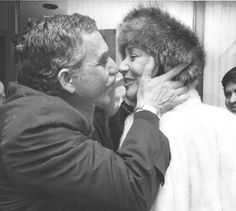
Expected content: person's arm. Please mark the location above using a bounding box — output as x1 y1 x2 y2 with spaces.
2 103 169 211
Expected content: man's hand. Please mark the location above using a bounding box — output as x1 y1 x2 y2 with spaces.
137 57 189 115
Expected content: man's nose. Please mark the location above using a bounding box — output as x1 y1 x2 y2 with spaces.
107 57 118 76
229 93 236 103
119 59 129 76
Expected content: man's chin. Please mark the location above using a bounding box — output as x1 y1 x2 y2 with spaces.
230 108 236 114
228 105 236 114
95 95 111 109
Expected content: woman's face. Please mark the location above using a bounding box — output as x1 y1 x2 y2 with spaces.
119 45 155 101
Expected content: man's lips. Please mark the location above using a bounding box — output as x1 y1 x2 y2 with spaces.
105 77 123 94
123 78 136 86
229 105 236 110
106 80 115 88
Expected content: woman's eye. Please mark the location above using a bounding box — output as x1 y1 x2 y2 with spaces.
130 54 139 61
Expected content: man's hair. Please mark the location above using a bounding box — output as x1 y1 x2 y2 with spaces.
118 5 205 85
16 13 97 91
221 66 236 89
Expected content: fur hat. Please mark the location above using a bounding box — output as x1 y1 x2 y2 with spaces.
118 6 205 85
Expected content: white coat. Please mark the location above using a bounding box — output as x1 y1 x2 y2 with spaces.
120 89 236 211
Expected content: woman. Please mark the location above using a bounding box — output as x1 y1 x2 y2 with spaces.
118 5 236 211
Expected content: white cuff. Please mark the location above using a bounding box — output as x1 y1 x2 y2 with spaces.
134 104 161 119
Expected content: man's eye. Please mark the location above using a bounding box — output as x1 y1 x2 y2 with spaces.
98 58 108 67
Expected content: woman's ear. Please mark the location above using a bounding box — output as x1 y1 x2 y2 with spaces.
58 68 75 94
151 64 159 78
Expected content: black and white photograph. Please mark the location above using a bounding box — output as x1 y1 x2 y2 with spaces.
0 0 236 210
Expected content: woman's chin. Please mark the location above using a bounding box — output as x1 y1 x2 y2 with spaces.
125 87 138 102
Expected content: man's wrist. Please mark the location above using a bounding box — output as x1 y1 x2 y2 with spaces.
134 104 161 119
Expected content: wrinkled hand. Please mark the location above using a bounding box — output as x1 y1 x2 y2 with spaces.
137 57 189 115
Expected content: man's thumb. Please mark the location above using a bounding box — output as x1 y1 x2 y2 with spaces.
141 57 155 79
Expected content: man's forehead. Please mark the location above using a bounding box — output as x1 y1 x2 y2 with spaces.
225 81 236 91
126 44 137 52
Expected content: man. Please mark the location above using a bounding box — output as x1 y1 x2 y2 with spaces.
0 80 5 105
0 13 187 211
221 66 236 114
117 6 236 210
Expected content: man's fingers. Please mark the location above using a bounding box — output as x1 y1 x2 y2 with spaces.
161 63 190 80
141 57 155 79
174 87 188 96
168 81 184 89
175 93 189 104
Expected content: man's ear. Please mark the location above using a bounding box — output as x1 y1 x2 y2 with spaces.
58 68 75 94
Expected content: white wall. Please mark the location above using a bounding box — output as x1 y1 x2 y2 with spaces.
203 1 236 108
66 1 194 30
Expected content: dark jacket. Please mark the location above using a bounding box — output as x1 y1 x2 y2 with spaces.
94 101 135 152
0 82 170 211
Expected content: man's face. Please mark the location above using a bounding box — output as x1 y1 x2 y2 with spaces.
119 45 153 102
72 31 118 106
224 81 236 114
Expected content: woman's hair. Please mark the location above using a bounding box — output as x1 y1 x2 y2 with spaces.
118 5 205 85
221 66 236 89
16 13 97 92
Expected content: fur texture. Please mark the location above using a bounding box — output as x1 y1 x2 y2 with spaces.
120 89 236 211
118 6 205 85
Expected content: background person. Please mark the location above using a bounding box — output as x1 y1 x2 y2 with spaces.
118 5 236 210
0 13 187 211
0 80 5 105
221 66 236 114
